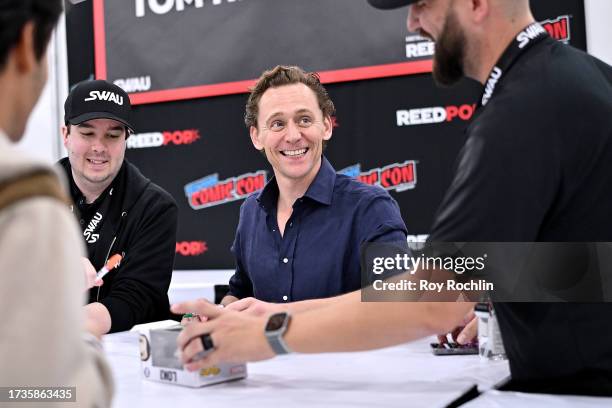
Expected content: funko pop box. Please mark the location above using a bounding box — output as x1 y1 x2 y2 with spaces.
131 320 247 387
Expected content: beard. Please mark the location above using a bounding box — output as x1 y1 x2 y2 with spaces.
432 8 466 86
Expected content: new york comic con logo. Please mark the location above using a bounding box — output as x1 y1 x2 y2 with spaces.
185 170 267 210
339 161 417 192
541 15 571 43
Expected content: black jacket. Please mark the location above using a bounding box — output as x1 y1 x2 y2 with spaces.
59 158 178 332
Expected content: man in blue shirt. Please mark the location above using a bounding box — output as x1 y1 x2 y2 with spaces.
221 65 407 305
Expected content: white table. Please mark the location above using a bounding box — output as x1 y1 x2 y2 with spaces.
103 332 509 408
462 390 612 407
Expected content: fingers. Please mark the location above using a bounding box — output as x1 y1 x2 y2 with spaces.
462 310 476 325
82 257 98 289
450 326 462 341
456 316 478 344
224 297 255 312
184 351 219 372
177 322 222 370
176 319 216 352
181 335 220 371
171 299 223 320
93 277 104 287
181 314 206 326
180 332 207 364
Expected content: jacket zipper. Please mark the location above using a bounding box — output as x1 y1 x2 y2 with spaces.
97 235 117 302
96 211 127 302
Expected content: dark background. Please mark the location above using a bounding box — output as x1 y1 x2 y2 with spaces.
100 0 413 93
65 0 587 269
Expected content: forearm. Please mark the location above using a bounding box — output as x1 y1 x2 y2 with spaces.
84 302 112 337
286 295 343 313
285 290 474 353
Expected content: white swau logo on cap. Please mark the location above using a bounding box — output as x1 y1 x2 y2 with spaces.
84 90 124 106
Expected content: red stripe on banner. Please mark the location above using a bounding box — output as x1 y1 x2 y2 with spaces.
129 60 433 105
93 0 107 80
318 60 433 83
129 79 259 105
90 0 432 105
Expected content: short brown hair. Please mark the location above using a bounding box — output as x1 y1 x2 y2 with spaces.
244 65 335 129
0 0 62 70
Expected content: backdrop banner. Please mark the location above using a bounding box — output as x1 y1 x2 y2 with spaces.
65 0 587 269
93 0 431 103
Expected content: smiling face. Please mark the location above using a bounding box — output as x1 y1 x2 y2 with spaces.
250 83 332 187
408 0 467 85
62 118 126 198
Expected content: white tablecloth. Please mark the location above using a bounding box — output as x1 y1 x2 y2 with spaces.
462 389 612 407
103 331 510 408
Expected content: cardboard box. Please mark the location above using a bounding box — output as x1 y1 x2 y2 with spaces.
132 320 247 387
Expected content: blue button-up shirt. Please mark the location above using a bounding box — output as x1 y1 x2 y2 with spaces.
228 157 408 303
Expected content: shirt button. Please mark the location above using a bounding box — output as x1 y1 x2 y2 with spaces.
283 296 288 301
80 219 85 225
289 222 293 227
282 258 289 264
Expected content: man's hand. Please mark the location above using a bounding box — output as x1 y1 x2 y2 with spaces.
456 312 478 344
437 310 478 345
175 298 214 326
224 297 284 317
171 300 275 369
82 257 103 290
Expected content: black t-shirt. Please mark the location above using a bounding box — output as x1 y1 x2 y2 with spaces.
429 33 612 395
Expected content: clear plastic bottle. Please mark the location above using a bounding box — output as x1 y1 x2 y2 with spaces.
474 302 506 360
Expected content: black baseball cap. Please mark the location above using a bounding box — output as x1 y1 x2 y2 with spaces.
367 0 418 9
64 79 134 133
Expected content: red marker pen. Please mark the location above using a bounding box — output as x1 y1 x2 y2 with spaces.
96 254 122 280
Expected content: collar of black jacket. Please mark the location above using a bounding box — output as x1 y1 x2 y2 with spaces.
58 157 151 214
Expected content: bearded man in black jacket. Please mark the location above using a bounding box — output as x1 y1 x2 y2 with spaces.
59 79 178 335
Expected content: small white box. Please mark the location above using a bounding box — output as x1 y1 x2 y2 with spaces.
132 320 247 387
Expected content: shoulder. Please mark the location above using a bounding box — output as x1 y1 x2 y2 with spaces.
500 41 609 109
237 194 262 221
0 196 84 255
334 173 393 202
332 174 403 220
143 180 177 208
125 161 177 211
478 41 612 145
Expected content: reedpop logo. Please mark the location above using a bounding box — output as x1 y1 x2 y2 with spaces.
176 241 208 256
127 129 201 149
396 104 476 127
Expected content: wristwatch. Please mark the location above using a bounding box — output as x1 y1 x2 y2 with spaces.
265 312 292 355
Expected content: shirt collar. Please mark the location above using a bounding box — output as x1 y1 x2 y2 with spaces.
257 156 336 211
303 156 335 205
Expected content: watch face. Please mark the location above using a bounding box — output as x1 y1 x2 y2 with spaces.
266 313 288 331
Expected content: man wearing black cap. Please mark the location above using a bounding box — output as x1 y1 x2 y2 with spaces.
172 0 612 397
60 79 178 335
